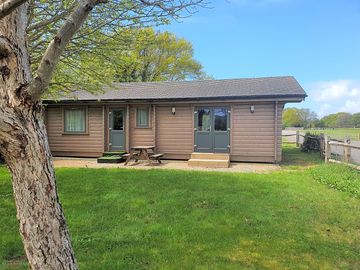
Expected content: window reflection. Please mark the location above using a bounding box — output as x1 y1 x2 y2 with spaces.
113 110 123 130
198 109 211 131
214 108 227 131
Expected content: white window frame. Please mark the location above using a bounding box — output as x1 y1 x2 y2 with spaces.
63 107 88 134
135 107 150 128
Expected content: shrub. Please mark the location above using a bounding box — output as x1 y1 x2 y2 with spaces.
301 133 321 152
310 164 360 198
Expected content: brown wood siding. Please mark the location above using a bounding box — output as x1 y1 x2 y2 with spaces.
46 101 285 162
231 103 277 162
46 106 104 157
129 105 154 147
156 105 194 156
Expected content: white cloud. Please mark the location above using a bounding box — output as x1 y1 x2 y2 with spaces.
349 88 360 97
304 80 360 117
310 80 352 102
340 100 360 114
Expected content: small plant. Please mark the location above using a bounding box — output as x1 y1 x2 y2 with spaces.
310 164 360 198
301 132 321 152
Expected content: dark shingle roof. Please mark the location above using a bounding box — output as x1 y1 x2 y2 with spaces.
47 76 306 102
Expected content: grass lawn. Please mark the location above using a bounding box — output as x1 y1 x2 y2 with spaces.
302 128 360 141
281 143 323 169
1 146 360 269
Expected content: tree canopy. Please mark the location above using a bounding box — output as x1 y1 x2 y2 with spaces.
282 108 318 128
320 112 353 128
283 108 360 128
351 113 360 127
113 28 209 82
50 28 210 95
27 1 209 96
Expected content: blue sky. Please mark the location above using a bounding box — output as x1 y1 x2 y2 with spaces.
160 0 360 117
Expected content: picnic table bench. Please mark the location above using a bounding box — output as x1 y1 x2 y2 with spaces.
123 146 163 166
149 153 164 164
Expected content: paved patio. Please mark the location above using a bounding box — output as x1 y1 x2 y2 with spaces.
52 157 280 173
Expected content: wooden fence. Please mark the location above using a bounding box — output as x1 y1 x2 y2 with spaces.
324 136 360 169
282 131 360 170
282 130 304 147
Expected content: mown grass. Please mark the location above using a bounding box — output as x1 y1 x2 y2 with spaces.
1 150 360 270
281 142 323 169
303 128 360 141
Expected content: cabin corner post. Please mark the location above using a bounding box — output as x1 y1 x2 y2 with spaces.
105 105 110 152
126 104 130 152
102 105 106 152
230 105 233 156
191 105 195 151
274 100 279 163
153 104 156 152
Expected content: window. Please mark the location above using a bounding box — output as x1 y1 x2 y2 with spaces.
197 109 211 131
64 108 86 133
214 108 227 131
136 108 149 127
112 110 124 131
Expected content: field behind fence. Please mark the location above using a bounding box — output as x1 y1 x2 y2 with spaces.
282 129 360 167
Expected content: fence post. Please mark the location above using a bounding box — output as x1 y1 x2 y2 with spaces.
296 130 300 147
319 133 324 158
324 135 330 163
343 137 351 163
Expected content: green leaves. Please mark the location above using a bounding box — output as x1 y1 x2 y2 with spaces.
310 164 360 198
44 28 209 98
282 108 318 128
27 1 208 97
110 28 208 82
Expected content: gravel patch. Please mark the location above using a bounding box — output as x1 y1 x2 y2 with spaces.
53 158 280 173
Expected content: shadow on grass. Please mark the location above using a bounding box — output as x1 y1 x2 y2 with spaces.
281 143 323 169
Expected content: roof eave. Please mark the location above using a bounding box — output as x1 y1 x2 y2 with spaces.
43 94 306 104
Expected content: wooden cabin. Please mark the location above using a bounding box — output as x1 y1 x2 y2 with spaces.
43 76 306 163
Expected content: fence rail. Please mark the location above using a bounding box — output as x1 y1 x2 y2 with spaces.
325 138 360 167
282 130 304 147
328 141 360 150
282 131 360 170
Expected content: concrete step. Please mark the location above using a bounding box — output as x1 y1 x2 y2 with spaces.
188 159 230 168
190 152 230 160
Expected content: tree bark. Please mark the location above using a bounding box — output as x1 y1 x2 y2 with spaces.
0 0 26 19
0 3 78 270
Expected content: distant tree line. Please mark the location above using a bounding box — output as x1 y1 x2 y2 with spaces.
283 108 360 128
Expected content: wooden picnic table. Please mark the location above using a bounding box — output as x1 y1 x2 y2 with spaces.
124 145 155 166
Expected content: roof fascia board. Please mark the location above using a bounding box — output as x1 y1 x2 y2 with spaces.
43 94 306 104
44 97 305 106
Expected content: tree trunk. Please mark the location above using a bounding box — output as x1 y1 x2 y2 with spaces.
0 4 78 270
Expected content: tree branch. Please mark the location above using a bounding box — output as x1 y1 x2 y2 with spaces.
0 0 27 19
28 0 107 101
26 3 75 32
